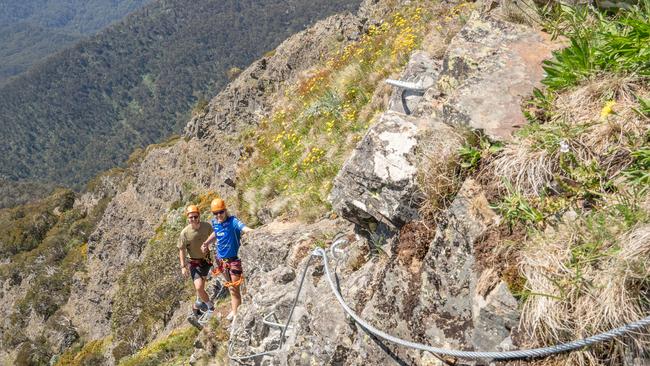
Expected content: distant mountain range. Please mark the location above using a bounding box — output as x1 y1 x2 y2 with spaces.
0 0 153 84
0 0 361 205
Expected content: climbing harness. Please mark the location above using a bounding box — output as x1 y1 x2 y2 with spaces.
212 259 245 289
224 275 245 288
227 237 650 363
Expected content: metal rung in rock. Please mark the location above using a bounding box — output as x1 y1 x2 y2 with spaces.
385 78 433 92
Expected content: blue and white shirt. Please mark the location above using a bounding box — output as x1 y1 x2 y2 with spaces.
211 215 246 259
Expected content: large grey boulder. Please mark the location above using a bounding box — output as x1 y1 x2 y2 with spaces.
436 14 559 140
329 111 426 231
329 111 463 233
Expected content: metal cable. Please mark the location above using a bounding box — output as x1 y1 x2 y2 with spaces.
313 247 650 361
226 245 650 362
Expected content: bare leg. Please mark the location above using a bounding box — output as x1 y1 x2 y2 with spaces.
193 276 209 303
229 273 242 314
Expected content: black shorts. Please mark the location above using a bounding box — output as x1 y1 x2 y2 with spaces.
190 260 211 280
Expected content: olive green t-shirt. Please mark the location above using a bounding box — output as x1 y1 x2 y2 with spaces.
178 222 212 259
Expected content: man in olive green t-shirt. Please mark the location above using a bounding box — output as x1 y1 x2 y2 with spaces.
178 204 214 321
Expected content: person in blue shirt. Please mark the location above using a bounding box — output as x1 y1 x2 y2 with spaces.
201 198 252 320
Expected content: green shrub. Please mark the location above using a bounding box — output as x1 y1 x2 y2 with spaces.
118 327 198 366
226 66 243 80
192 97 210 116
458 132 503 171
55 338 110 366
623 147 650 189
542 1 650 90
493 180 544 230
111 210 192 353
14 339 52 366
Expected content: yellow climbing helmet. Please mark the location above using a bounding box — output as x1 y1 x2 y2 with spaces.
210 198 226 213
185 204 200 216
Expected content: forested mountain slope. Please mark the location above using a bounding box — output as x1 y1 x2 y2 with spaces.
0 0 153 83
0 0 360 201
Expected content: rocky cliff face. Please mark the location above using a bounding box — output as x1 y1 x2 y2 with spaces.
63 11 367 344
0 5 376 365
192 8 560 366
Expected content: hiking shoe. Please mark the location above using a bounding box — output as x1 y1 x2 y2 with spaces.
198 309 214 326
187 315 203 330
198 302 209 313
192 306 201 318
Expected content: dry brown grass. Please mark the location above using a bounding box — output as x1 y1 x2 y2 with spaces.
489 143 558 197
497 0 543 26
416 124 466 221
519 208 650 365
483 75 650 198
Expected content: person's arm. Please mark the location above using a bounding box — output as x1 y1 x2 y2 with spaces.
239 220 253 245
201 232 216 254
179 247 189 278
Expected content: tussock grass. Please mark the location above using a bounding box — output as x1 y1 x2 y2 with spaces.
541 0 650 90
520 200 650 365
473 4 650 364
417 126 466 220
485 75 649 199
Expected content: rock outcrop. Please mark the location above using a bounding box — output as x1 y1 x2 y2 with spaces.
329 112 462 234
329 111 427 232
433 14 558 140
201 10 558 364
215 180 516 365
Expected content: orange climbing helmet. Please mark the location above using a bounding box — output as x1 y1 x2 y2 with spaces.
210 198 227 213
185 204 200 216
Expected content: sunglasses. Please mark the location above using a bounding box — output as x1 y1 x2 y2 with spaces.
212 210 226 215
188 215 199 220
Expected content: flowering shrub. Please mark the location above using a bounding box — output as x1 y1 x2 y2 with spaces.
239 2 452 222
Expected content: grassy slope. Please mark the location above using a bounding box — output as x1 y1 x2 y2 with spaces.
456 3 649 364
236 1 472 223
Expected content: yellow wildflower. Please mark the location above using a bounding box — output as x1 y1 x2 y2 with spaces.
600 100 616 119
